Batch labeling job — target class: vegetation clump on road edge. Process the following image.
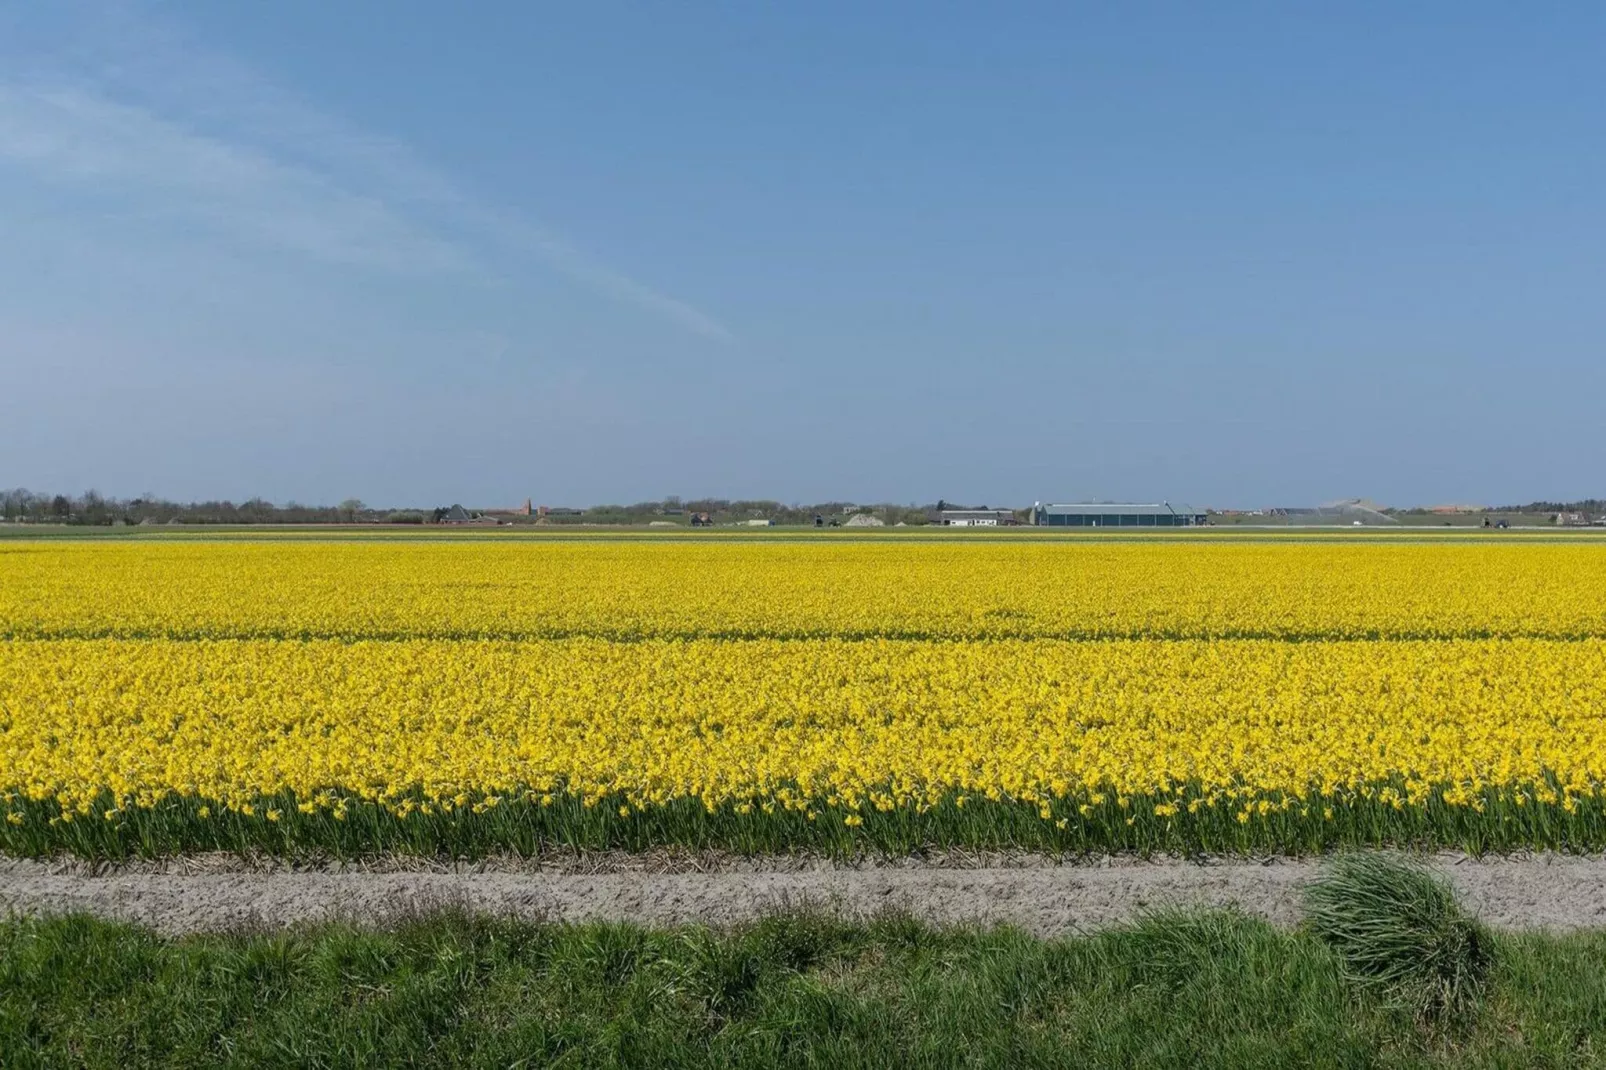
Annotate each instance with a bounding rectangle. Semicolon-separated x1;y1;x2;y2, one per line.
1306;852;1494;1026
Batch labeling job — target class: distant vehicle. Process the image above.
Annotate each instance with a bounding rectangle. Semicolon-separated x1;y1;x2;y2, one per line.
814;514;824;528
829;518;841;527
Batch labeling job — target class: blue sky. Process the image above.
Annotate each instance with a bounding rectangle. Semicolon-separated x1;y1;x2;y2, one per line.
3;2;1602;508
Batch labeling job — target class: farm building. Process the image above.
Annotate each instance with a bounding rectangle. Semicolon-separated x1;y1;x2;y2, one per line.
936;509;1018;527
1032;502;1206;528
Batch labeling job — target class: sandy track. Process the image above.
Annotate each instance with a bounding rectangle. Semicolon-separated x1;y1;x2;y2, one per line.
8;855;1606;935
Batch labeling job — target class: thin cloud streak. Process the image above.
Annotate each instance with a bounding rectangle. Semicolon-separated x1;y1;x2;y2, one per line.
0;84;472;274
468;210;736;342
0;4;734;339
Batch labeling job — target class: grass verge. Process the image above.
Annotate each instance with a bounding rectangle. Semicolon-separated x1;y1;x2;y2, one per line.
5;906;1606;1068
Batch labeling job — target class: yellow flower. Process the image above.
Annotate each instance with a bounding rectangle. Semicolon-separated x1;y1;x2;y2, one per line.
1;536;1603;855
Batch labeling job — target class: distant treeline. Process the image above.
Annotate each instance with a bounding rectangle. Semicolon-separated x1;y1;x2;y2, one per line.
1491;500;1606;515
0;489;380;526
0;489;969;527
9;488;1598;527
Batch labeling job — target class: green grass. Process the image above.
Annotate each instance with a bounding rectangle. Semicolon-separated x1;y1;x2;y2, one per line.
8;906;1606;1068
8;784;1606;861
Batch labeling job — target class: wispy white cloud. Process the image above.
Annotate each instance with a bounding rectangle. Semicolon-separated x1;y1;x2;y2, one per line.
0;84;471;273
0;2;733;339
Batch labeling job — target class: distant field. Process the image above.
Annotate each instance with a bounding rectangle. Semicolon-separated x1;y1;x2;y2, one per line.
4;536;1606;858
2;521;1603;543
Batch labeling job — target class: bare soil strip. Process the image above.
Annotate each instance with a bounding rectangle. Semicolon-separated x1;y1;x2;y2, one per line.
8;854;1606;935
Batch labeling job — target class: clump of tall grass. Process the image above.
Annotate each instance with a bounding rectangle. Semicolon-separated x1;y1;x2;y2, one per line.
1304;853;1493;1024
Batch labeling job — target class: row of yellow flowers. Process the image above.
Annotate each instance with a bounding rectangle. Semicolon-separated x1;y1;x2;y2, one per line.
5;635;1605;822
4;540;1606;641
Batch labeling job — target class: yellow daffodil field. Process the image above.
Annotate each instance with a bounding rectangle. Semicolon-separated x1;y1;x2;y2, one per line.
4;535;1606;857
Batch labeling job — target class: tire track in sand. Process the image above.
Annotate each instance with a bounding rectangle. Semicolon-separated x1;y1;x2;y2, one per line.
7;854;1606;935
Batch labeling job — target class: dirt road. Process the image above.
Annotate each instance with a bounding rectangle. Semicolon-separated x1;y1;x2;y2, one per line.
7;853;1606;935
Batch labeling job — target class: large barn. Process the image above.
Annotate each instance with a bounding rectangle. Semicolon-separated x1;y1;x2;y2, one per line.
1032;502;1207;528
